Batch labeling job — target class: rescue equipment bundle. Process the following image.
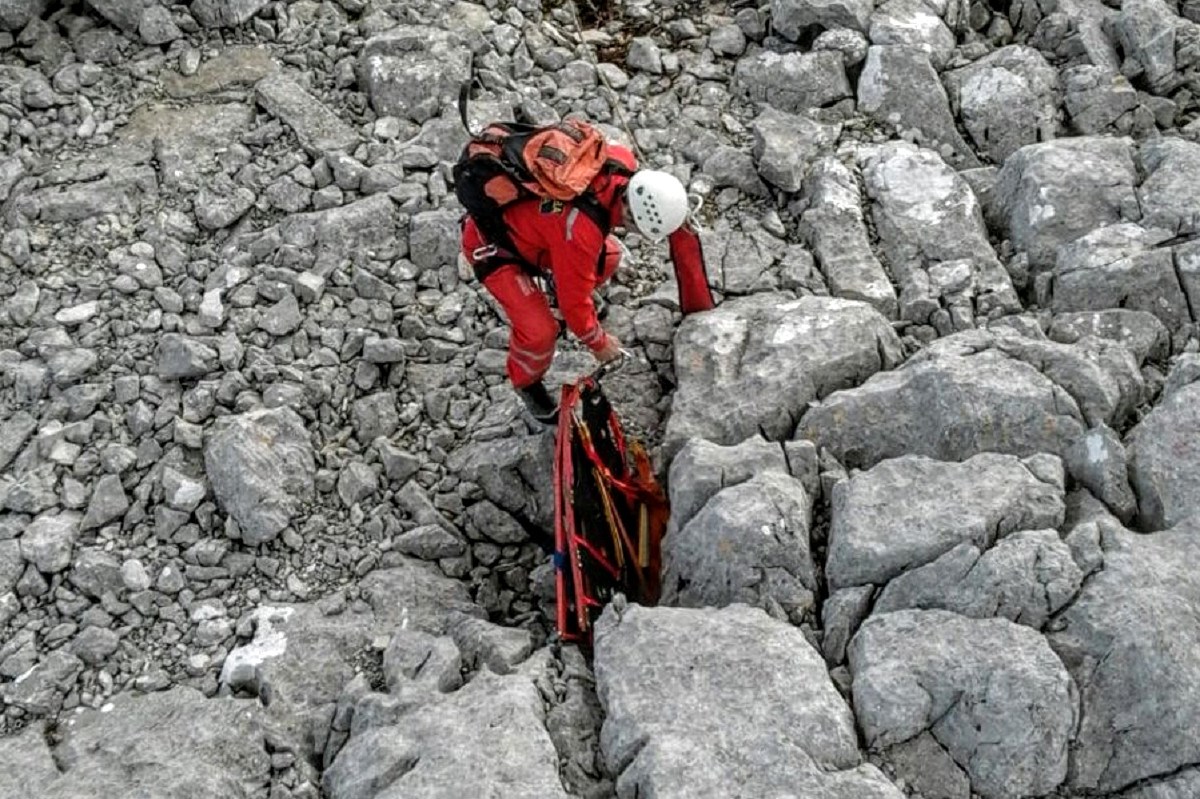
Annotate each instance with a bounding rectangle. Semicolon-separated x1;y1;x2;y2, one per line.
553;371;667;643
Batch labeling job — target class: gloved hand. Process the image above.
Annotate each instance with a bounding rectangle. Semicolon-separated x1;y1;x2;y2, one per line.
593;333;622;363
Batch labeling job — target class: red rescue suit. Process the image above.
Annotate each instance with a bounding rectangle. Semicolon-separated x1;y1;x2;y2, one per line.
462;145;636;389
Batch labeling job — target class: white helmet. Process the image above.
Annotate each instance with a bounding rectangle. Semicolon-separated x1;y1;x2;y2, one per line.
626;170;689;242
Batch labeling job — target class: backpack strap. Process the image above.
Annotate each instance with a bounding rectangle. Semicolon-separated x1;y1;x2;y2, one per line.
468;158;634;281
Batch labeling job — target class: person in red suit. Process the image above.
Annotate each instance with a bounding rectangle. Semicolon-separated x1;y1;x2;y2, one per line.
460;142;689;424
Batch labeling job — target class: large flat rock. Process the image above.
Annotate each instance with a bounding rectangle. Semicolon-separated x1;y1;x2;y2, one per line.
1050;223;1192;335
1049;520;1200;793
850;609;1075;799
595;604;903;799
827;452;1065;590
0;687;270;798
325;666;570;799
798;326;1142;468
994;136;1139;273
662;472;817;624
665;293;902;459
942;45;1060;163
859;142;1020;329
873;529;1083;629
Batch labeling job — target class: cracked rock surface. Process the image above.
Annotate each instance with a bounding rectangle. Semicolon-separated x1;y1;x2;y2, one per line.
4;0;1200;795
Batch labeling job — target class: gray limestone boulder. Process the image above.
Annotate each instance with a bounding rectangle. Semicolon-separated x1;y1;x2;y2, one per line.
1137;137;1200;237
667;435;817;536
256;73;358;155
139;5;182;44
20;511;81;573
665;293;903;459
0;540;21;595
447;433;555;533
874;530;1083;628
1127;379;1200;530
359;28;472;123
0;0;46;30
204;406;316;545
81;473;128;531
798;157;898;319
1058;0;1121;71
409;209;463;274
822;585;874;664
449;615;533;676
1175;239;1200;321
116;102;253;188
1160;354;1200;398
1119;771;1200;799
277;194;401;273
383;628;462;694
1064;424;1138;523
799;326;1142;468
1116;0;1180;94
190;0;268;28
693;219;796;295
0;721;57;797
219;603;375;711
325;666;571;799
0;411;35;472
1050;223;1192;334
994;136;1140;273
26;164;158;224
359;558;485;635
943;45;1060;163
858;46;979;168
157;333;218;380
351;391;399;443
1048;309;1170;365
595;604;904;799
703;147;770;198
849;609;1076;799
1049;520;1200;793
859;142;1020;328
662;472;816;624
869;0;956;69
1063;65;1141;135
85;0;142;32
0;687;270;798
827;452;1066;590
772;0;873;36
930;328;1145;428
732;50;852;113
194;182;255;231
751;107;841;193
1;649;82;715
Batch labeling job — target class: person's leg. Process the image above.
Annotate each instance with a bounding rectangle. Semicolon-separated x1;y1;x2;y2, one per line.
480;264;561;422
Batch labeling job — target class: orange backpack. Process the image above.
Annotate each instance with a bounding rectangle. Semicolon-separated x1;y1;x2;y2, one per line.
453;115;632;275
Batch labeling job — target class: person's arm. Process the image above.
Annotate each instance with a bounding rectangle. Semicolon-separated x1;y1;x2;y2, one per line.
549;207;615;353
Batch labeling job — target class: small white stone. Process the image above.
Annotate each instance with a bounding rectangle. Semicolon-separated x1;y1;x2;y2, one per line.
199;289;225;327
54;300;99;325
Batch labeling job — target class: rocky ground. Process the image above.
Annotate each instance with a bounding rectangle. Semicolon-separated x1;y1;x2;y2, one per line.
2;0;1200;796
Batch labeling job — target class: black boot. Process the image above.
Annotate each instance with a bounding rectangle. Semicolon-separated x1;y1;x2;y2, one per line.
517;380;558;426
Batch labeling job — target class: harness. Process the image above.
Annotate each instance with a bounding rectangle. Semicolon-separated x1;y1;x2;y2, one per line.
462;165;630;284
